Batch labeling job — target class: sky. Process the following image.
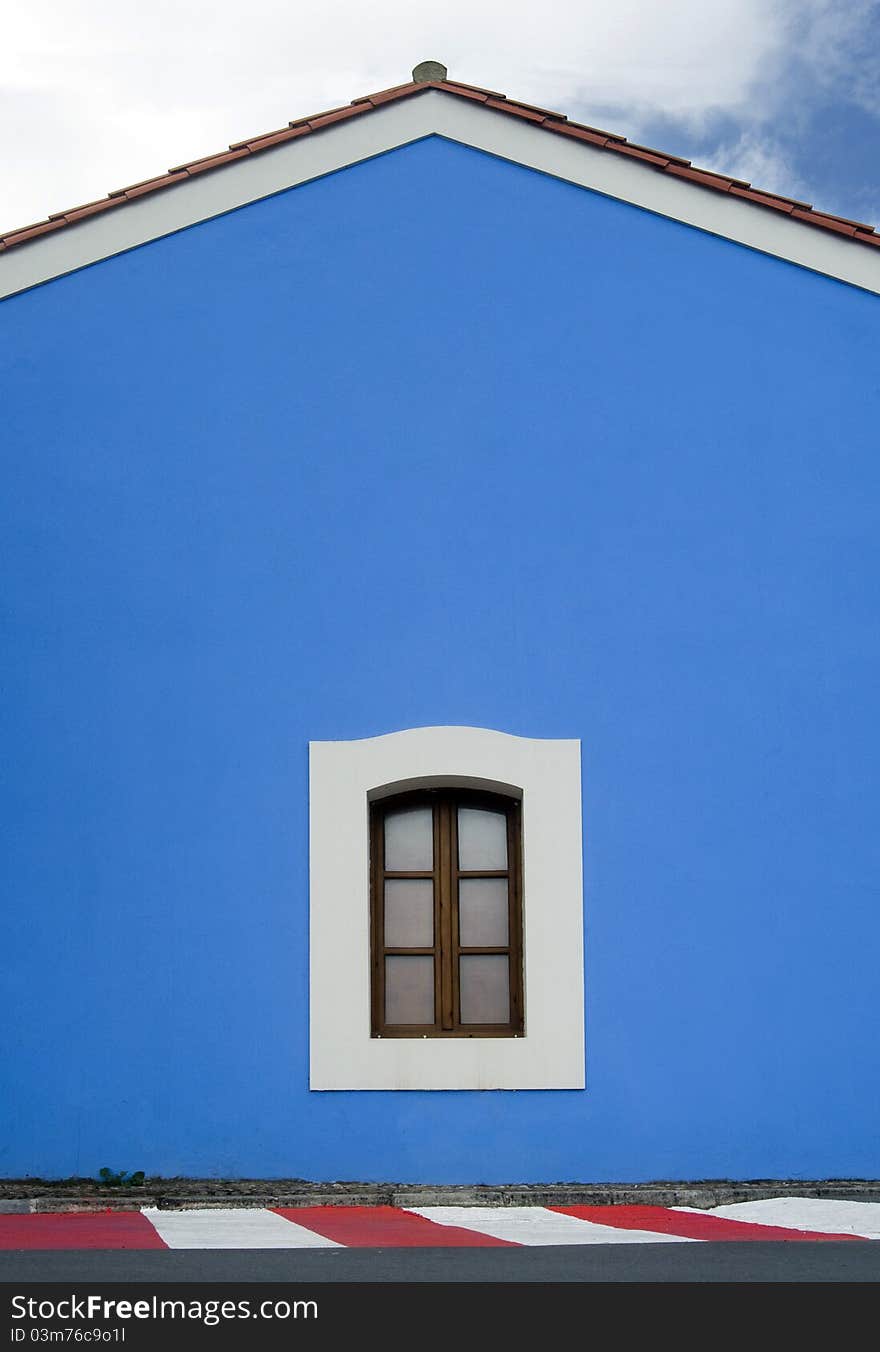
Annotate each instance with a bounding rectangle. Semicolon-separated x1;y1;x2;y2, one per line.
2;0;879;235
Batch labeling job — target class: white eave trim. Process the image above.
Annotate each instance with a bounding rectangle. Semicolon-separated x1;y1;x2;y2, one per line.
2;89;879;299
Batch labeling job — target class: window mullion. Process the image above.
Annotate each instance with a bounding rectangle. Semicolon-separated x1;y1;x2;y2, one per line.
449;799;461;1031
432;801;443;1032
438;799;454;1030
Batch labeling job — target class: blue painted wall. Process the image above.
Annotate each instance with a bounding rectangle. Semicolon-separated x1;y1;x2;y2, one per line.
2;137;879;1181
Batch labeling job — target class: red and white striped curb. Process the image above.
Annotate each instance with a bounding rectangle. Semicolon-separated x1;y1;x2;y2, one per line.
1;1199;878;1250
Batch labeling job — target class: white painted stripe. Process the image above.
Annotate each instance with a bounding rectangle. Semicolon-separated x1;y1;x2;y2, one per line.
406;1205;694;1245
678;1197;880;1239
2;92;878;299
142;1207;342;1249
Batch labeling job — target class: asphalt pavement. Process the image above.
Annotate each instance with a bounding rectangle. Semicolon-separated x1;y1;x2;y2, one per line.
2;1240;879;1282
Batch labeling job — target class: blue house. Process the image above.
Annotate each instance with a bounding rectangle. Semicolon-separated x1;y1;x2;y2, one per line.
2;62;878;1184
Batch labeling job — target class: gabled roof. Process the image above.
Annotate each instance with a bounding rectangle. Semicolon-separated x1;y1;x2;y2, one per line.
2;66;879;299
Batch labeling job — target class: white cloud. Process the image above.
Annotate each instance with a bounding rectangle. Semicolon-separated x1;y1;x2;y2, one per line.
788;0;880;118
0;0;877;229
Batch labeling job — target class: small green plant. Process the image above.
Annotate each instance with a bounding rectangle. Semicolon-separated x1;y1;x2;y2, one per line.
97;1167;145;1188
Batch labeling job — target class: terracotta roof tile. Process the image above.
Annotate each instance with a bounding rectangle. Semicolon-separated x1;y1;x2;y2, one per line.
239;125;311;153
420;81;489;105
625;141;694;169
491;94;568;120
169;146;251;175
728;184;795;214
1;218;69;246
356;81;423;107
733;184;813;210
2;76;877;260
228;124;291;151
351;80;419;106
47;197;107;220
306;104;371;131
485;96;548;124
806;207;874;231
437;78;509;99
547;122;612;148
63;197;132;224
790;208;858;237
289;100;360;127
121;171;190;200
665;163;736;191
609;143;672;169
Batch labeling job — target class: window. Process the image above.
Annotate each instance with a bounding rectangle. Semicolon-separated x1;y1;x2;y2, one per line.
371;789;523;1037
309;725;584;1090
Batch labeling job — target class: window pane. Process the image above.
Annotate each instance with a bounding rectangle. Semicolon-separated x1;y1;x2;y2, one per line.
458;878;509;947
384;879;433;947
459;955;510;1024
385;956;434;1025
458;807;507;871
384;806;433;871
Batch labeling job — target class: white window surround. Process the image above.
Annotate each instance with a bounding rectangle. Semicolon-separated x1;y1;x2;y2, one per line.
309;725;584;1090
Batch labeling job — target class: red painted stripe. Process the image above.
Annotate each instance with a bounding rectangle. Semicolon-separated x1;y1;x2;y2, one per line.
271;1205;518;1247
550;1205;861;1243
0;1211;168;1250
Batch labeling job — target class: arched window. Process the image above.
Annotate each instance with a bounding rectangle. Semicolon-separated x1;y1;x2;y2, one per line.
370;788;523;1037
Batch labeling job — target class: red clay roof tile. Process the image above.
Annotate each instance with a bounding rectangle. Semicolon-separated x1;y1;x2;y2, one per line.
625;141;693;169
485;97;547;124
48;197;107;220
228;125;290;151
358;82;423;107
2;76;877;262
169;146;251;175
290;100;361;127
352;80;420;105
790;208;858;237
63;198;131;224
492;94;568;120
728;184;796;214
421;82;489;104
240;126;311;152
665;164;735;191
609;143;672;169
546;122;611;148
190;149;252;175
2;218;69;245
122;171;190;199
440;78;509;99
306;104;371;131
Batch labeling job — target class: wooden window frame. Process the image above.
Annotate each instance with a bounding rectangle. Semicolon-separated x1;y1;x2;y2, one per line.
370;787;524;1038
